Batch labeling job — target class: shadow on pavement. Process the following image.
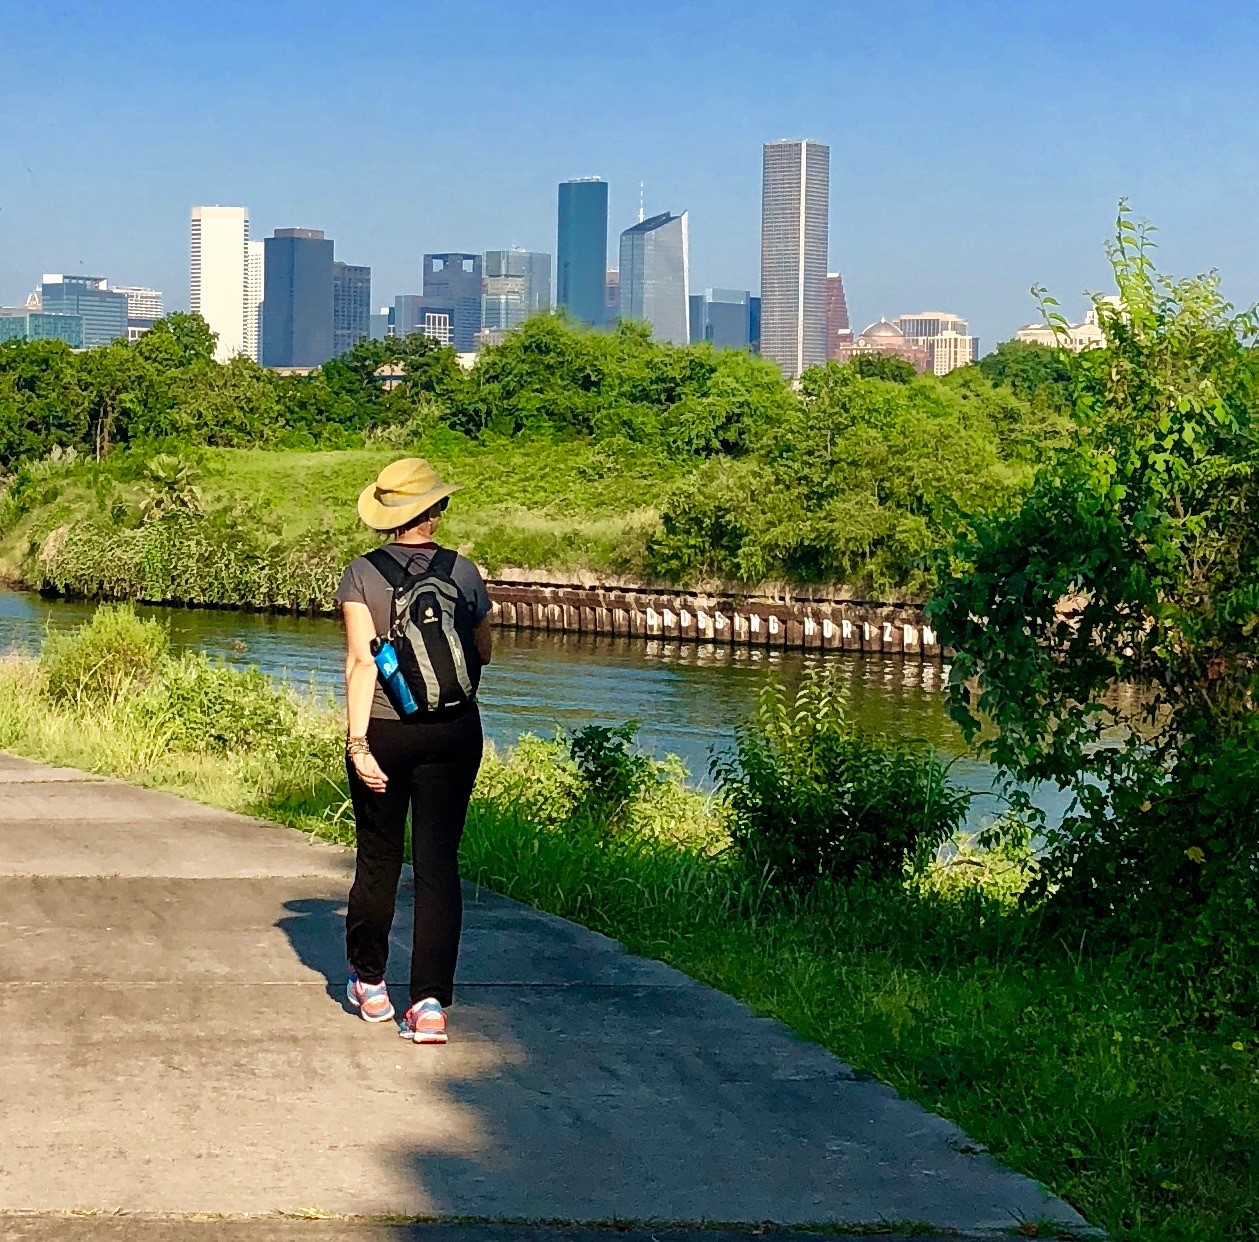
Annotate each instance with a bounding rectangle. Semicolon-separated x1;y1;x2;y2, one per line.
278;896;354;1009
0;1220;953;1241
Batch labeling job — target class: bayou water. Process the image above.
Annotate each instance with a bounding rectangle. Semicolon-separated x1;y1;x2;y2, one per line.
0;588;1073;831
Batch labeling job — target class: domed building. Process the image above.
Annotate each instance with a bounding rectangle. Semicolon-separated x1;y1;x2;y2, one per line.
832;318;929;372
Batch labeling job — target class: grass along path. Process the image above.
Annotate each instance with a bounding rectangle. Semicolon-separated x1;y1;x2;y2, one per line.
0;613;1253;1241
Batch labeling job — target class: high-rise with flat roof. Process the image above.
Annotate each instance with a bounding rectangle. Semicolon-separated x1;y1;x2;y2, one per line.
894;312;979;376
111;285;164;343
245;241;264;362
423;254;482;352
393;296;454;347
261;228;335;368
38;275;128;347
557;178;609;327
482;248;551;334
825;272;851;360
691;287;756;351
332;262;372;357
760;140;829;377
190;206;251;362
618;212;690;345
111;286;164;321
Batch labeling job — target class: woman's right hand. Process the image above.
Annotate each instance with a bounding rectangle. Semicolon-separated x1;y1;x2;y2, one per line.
351;749;388;793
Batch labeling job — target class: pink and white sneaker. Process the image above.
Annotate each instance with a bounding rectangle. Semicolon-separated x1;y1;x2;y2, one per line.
399;998;447;1044
346;973;395;1023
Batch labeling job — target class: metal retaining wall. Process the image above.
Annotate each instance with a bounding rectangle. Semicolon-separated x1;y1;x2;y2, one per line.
487;580;943;659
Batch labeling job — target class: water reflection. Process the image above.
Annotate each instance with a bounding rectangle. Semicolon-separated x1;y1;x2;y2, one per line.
0;589;1073;829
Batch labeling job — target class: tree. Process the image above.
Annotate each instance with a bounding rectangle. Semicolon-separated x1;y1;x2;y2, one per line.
842;354;917;384
974;339;1073;409
78;344;154;459
132;313;217;370
930;204;1259;935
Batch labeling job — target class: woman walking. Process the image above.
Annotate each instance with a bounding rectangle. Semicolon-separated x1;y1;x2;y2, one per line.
335;458;492;1045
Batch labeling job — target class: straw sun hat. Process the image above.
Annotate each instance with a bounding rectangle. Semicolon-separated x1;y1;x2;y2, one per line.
357;458;461;531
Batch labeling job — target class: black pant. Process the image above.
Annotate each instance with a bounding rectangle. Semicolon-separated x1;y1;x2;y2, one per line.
345;706;483;1007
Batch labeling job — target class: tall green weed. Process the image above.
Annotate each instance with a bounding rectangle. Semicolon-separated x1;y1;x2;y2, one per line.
713;666;969;887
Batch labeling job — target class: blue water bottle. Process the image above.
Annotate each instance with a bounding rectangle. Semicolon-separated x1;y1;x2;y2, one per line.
371;638;420;716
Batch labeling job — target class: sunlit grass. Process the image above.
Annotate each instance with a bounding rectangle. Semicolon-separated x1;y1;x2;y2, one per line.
0;434;685;588
0;635;1254;1241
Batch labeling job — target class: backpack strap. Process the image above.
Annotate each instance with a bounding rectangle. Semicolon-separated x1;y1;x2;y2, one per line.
426;547;458;582
364;546;435;638
364;546;409;590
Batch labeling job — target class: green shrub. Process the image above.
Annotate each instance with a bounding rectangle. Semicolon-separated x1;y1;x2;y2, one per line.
917;816;1038;905
712;667;969;887
39;604;170;706
474;733;583;829
158;652;298;754
566;720;657;830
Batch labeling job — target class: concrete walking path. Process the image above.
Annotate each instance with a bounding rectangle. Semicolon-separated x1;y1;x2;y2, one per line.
0;752;1093;1237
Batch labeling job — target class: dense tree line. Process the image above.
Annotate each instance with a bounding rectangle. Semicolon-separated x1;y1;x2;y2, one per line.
0;311;1074;593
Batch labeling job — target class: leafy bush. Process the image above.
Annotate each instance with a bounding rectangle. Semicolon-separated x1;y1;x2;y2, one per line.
566;720;658;831
712;667;969;887
917;816;1038;905
158;652;298;754
649;362;1060;592
474;733;583;829
40;510;344;611
931;204;1259;945
39;604;169;705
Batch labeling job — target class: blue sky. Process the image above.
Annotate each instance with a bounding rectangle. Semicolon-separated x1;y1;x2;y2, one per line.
1;0;1255;348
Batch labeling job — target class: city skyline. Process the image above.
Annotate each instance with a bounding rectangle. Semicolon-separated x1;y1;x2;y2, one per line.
2;2;1258;350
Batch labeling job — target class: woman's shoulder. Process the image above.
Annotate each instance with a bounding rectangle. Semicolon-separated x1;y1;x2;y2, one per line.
450;550;487;579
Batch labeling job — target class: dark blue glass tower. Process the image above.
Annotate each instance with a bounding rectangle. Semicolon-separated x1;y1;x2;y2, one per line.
556;178;608;327
261;229;334;368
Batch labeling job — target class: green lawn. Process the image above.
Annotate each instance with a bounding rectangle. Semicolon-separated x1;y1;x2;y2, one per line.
0;431;688;586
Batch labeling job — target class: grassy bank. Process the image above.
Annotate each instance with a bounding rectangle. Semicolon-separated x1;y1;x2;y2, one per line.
0;431;684;601
1;608;1255;1241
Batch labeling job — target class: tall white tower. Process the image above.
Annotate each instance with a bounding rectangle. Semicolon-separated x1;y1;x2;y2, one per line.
190;206;251;362
759;140;829;378
245;239;264;363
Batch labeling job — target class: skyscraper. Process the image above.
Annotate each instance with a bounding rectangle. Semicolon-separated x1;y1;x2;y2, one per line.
894;313;979;376
618;212;690;345
691;288;756;350
111;286;164;321
38;275;128;347
261;228;334;368
423;254;482;352
760;140;830;377
332;262;372;357
245;241;264;362
825;272;851;360
482;248;551;334
190;206;251;363
393;296;454;347
556;177;609;327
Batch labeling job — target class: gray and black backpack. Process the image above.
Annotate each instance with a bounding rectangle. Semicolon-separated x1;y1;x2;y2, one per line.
366;546;481;715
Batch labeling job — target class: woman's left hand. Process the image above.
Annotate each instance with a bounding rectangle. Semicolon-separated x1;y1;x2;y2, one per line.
351;748;388;793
